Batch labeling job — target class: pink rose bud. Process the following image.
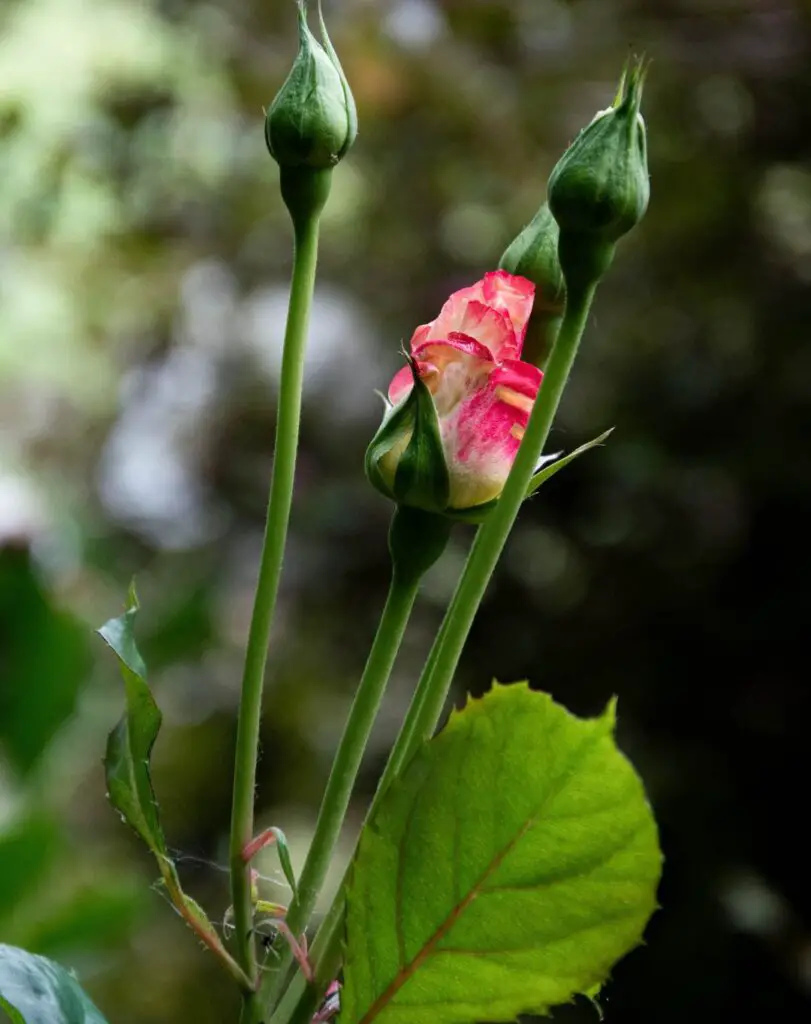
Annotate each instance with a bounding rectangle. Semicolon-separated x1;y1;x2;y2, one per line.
366;272;543;517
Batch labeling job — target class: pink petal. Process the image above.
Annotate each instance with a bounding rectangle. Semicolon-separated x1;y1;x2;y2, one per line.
428;300;517;361
493;358;543;401
424;272;535;360
388;364;415;405
387;335;495;408
412;337;494;417
480;271;535;349
413;333;494;366
407;323;431;351
427;280;489;339
439;360;542;509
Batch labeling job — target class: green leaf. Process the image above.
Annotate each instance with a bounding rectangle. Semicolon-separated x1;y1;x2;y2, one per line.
525;428;614;499
98;581;147;680
270;828;299;901
1;993;27;1023
0;944;108;1024
98;587;166;861
97;593;249;988
341;683;661;1024
98;589;179;889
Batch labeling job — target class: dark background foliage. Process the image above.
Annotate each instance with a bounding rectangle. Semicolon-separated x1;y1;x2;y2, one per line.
1;0;809;1021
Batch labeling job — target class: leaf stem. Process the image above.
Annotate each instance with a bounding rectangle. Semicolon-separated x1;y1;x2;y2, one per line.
160;868;254;993
229;178;327;1003
373;619;444;797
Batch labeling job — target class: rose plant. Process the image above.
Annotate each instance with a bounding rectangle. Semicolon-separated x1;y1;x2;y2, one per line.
0;5;659;1024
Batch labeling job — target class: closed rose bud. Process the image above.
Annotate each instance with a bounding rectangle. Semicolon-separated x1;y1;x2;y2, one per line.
265;1;356;171
499;203;566;368
548;58;649;290
366;272;544;517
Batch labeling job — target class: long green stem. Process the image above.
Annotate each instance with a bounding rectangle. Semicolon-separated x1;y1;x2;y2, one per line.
373;616;445;797
291;571;419;921
273;281;598;1024
229;192;325;1017
261;561;421;1011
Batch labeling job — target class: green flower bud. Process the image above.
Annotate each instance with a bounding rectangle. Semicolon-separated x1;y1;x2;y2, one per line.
265;1;357;171
499;203;566;368
548;58;649;291
365;358;450;515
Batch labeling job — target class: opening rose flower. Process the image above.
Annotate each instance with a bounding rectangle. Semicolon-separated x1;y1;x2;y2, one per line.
366;271;544;518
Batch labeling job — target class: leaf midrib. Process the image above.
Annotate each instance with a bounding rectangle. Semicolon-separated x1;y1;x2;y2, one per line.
356;723;612;1023
358;816;534;1024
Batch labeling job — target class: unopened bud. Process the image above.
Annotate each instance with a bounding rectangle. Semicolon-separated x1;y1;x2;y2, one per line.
548;58;649;290
265;1;356;171
499;203;566;367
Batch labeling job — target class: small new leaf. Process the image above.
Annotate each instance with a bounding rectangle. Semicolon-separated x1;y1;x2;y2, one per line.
525;428;613;499
443;429;612;524
270;828;299;901
342;683;661;1024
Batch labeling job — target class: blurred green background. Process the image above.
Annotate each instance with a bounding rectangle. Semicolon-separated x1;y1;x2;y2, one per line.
2;0;810;1021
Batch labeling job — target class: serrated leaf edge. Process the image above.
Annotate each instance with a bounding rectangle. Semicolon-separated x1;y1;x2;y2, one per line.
343;682;660;1024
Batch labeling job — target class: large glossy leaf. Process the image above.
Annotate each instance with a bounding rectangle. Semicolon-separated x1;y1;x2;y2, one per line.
342;683;661;1024
0;944;108;1024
